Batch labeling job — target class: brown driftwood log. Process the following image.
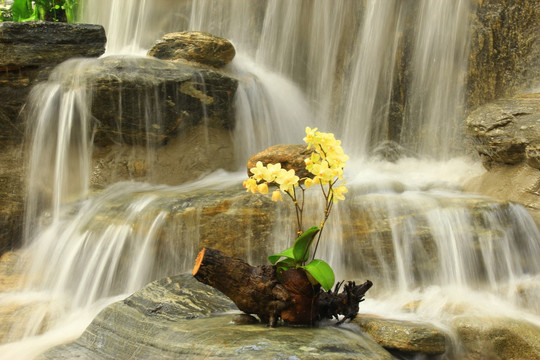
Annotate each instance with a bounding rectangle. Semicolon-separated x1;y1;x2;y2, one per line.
193;247;372;326
193;247;289;326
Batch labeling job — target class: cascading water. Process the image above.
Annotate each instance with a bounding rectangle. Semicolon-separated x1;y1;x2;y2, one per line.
1;0;540;358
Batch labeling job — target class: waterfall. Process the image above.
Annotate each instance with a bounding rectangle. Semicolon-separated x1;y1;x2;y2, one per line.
2;0;540;358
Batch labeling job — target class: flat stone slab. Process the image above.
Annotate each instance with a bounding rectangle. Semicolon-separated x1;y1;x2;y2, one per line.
39;274;394;360
0;21;106;67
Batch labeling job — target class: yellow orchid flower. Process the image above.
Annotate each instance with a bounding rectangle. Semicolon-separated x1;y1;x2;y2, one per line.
271;190;283;202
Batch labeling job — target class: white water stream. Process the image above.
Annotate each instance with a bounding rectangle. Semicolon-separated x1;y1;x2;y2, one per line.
1;0;540;358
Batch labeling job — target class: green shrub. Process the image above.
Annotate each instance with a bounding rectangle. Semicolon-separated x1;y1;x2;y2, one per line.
1;0;79;23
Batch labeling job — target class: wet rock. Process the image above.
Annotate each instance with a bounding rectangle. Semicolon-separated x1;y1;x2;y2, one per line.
452;316;540;360
0;147;24;255
465;92;540;226
370;141;417;162
464;161;540;230
39;274;394;360
466;93;540;168
0;21;107;146
467;0;540;109
353;315;446;355
148;31;236;68
247;144;314;180
0;21;106;67
74;56;238;147
91;124;236;187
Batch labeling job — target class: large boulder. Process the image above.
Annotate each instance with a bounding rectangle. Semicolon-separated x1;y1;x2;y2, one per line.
148;31;236;68
466;93;540;169
465;93;540;225
71;56;238;147
63;56;239;187
39;274;394;360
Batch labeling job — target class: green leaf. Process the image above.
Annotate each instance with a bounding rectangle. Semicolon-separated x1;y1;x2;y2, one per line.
301;259;335;291
292;226;320;262
274;258;296;273
268;246;294;265
11;0;33;21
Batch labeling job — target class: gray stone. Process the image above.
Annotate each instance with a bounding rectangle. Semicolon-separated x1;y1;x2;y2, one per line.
148;31;236;68
72;56;238;147
0;21;106;67
39;274;394;360
353;315;447;355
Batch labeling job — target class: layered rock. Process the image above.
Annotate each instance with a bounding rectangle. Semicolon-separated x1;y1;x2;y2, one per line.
467;0;540;109
148;31;236;68
38;274;395;359
465;93;540;224
0;21;106;67
466;93;540;168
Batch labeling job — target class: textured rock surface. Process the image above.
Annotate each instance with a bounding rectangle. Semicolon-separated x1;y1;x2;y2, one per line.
148;31;236;68
353;315;446;355
75;56;238;146
466;93;540;168
465;93;540;226
246;144;314;180
467;0;540;109
0;21;106;146
39;274;394;360
0;21;106;67
452;316;540;360
0;148;24;255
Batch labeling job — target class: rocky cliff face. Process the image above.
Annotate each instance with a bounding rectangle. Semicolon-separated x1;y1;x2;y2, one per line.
467;0;540;110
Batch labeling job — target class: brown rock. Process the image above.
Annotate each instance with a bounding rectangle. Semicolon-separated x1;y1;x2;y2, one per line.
353;315;447;355
452;316;540;360
148;31;236;68
466;93;540;168
526;143;540;169
246;144;314;180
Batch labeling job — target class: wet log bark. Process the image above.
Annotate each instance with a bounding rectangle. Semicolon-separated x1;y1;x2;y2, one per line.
193;247;372;326
193;247;289;326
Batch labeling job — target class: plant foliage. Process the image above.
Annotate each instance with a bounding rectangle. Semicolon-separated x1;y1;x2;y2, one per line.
1;0;79;22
